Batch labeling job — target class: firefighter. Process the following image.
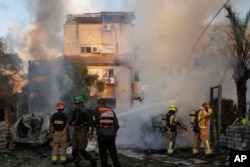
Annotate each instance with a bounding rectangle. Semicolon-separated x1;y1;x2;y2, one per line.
49;102;68;165
165;103;187;155
192;102;213;156
64;96;97;167
232;116;248;126
93;98;121;167
189;109;201;156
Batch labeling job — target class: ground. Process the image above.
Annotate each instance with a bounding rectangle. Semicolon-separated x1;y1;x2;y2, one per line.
0;144;229;167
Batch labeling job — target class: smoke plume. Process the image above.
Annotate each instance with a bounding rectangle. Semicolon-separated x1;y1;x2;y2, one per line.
3;0;249;149
112;0;239;148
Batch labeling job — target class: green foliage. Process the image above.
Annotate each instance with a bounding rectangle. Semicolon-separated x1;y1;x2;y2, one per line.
70;63;99;102
212;98;237;134
0;37;23;121
96;80;105;92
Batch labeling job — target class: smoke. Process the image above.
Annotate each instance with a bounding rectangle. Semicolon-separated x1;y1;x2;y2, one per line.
2;0;248;148
134;0;233;105
19;0;65;61
114;0;238;149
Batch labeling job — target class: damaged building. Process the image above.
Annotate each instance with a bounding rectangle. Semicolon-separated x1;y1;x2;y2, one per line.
63;11;142;112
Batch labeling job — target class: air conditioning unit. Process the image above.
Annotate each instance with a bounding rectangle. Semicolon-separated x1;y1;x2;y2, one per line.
91;47;100;53
102;24;111;31
105;77;115;84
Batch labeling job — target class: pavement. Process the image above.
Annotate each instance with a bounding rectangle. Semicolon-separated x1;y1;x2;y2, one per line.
0;142;230;167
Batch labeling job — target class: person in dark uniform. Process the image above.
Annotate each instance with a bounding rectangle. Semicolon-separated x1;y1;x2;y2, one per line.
93;98;121;167
64;96;97;167
49;102;68;165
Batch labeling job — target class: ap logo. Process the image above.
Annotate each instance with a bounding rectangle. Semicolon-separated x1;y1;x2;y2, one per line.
230;150;250;167
234;155;247;162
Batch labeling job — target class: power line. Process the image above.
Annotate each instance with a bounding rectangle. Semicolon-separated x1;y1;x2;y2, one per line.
189;0;230;57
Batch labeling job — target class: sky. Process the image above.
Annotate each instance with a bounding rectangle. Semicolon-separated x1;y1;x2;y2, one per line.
0;0;249;35
1;0;250;149
0;0;249;60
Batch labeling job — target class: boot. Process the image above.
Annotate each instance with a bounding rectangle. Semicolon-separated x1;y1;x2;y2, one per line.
90;159;97;167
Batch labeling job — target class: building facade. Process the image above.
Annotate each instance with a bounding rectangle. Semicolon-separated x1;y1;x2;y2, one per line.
63;12;141;112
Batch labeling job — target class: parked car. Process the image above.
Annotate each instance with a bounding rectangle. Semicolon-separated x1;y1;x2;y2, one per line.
11;113;51;146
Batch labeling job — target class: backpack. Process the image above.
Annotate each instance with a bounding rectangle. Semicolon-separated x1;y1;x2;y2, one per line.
190;110;200;133
166;111;177;132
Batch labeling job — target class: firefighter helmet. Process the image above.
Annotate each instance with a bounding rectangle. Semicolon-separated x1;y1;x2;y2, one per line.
202;102;210;108
73;96;84;104
240;117;247;126
76;96;84;103
73;97;79;104
168;103;177;112
56;102;65;109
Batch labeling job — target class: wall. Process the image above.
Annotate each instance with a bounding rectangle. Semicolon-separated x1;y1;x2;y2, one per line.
0;121;8;149
219;125;250;151
63;12;137;113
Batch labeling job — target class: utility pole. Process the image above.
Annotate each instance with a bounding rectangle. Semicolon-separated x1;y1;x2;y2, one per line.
210;85;222;147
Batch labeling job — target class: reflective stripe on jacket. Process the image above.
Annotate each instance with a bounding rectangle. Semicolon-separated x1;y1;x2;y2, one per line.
99;107;114;128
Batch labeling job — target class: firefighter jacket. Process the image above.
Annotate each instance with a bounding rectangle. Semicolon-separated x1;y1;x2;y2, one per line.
198;106;213;129
95;106;119;137
166;110;186;132
67;106;94;129
50;111;68;131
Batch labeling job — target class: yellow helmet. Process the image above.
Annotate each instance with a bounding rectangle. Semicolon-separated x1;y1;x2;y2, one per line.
189;110;196;116
168;103;177;112
241;118;247;126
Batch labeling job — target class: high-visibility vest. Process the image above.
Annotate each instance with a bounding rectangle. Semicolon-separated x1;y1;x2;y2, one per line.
98;107;114;128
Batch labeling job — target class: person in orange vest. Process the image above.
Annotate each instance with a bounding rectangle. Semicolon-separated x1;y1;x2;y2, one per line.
192;102;213;156
93;98;121;167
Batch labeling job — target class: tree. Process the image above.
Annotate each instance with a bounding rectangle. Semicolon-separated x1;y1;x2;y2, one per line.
70;63;101;101
212;98;237;134
224;5;250;117
22;58;103;114
0;37;24;122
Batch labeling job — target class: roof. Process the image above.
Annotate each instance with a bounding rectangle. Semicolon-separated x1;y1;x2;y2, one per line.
65;11;135;24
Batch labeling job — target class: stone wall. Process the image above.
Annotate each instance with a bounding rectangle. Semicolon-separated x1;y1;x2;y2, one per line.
0;121;8;150
219;125;250;151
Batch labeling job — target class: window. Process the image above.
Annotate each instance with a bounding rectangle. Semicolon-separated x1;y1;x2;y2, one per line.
81;47;91;53
108;69;114;78
103;69;114;78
